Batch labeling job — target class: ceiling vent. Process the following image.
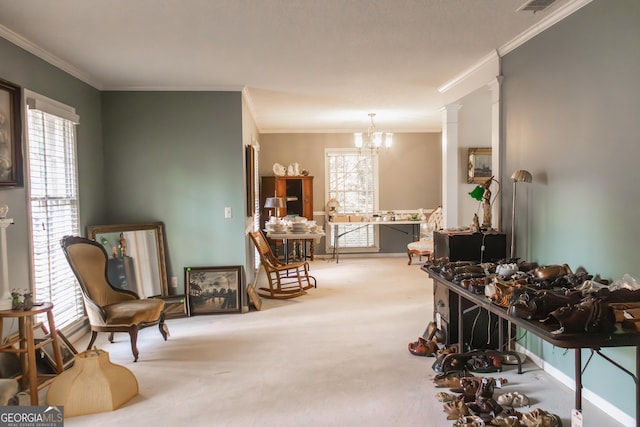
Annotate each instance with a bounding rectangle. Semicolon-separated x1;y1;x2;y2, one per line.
516;0;558;13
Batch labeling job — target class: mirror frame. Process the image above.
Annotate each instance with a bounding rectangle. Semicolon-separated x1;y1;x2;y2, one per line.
86;222;169;296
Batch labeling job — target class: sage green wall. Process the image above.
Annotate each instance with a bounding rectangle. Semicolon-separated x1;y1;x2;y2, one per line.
0;37;104;311
101;92;248;294
502;0;640;419
259;132;441;253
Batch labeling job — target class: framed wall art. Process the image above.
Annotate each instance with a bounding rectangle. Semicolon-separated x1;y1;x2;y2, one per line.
185;265;243;315
245;144;256;216
0;79;23;187
467;147;492;184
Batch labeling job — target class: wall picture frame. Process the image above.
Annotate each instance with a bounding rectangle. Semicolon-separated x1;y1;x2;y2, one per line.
467;147;492;184
245;144;256;217
186;266;243;315
0;79;23;187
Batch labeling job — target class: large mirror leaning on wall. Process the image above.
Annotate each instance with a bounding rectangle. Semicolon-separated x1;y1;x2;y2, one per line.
86;222;169;298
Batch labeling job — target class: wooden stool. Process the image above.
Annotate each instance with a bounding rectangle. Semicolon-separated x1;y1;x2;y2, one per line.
0;303;64;405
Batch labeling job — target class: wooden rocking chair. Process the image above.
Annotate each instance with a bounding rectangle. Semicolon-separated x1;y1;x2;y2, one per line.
249;230;316;299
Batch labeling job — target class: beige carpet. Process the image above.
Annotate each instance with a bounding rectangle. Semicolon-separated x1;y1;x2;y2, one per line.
57;257;620;427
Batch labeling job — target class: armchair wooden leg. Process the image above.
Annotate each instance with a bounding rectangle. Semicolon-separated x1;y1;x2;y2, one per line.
158;313;168;340
86;331;98;350
108;332;115;343
128;326;140;362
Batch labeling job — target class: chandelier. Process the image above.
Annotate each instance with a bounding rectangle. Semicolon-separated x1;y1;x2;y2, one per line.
353;113;393;152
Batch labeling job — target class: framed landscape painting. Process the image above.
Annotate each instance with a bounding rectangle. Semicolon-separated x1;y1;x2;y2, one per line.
186;266;243;315
467;147;492;184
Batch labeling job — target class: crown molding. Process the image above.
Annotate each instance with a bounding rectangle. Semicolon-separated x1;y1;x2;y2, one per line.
0;24;102;89
438;51;499;94
438;0;592;98
103;85;246;91
499;0;593;56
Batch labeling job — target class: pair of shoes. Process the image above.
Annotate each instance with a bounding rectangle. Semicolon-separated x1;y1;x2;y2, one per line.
407;336;438;356
435;391;458;402
521;408;561;427
452;415;486;427
496;392;529;407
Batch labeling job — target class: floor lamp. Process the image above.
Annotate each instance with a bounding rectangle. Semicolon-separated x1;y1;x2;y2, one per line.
510;170;533;259
505;170;533;365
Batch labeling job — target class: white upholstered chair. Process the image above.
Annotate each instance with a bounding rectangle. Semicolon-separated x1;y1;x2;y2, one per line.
407;206;443;265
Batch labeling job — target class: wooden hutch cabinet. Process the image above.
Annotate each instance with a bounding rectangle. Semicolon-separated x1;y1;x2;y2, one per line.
260;176;314;227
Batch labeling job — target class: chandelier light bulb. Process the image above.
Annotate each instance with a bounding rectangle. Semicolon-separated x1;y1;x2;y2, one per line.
385;132;393;148
373;132;382;147
354;133;363;148
353;113;392;153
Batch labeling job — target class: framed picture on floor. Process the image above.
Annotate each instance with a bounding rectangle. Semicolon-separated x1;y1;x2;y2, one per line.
185;265;243;315
31;323;77;373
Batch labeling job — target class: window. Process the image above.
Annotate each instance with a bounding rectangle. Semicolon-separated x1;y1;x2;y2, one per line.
250;143;261;270
26;91;84;329
325;148;379;251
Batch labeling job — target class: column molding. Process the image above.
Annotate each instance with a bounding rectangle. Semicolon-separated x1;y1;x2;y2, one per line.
488;76;503;231
441;104;462;229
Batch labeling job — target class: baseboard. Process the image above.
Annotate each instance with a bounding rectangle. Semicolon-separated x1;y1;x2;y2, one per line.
515;344;635;427
314;252;407;260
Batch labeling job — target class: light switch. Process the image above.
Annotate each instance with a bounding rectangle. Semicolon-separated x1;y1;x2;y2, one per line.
225;207;232;218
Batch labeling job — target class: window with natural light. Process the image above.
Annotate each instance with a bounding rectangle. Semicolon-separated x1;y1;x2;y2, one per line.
325;148;379;251
26;92;84;329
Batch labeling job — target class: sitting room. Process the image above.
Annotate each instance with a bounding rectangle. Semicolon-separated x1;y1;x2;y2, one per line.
0;1;638;426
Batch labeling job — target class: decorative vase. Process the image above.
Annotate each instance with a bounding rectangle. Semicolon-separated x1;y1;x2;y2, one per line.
22;293;33;311
11;293;21;311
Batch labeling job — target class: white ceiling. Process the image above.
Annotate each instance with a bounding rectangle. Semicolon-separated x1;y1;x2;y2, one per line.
0;0;584;133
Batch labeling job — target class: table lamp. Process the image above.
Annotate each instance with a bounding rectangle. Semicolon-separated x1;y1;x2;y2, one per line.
510;170;533;259
264;197;285;218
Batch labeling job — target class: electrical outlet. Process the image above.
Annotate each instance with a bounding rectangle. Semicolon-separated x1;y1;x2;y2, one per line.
225;207;232;218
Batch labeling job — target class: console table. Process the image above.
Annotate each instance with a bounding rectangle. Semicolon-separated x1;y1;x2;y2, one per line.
329;219;424;263
423;267;640;425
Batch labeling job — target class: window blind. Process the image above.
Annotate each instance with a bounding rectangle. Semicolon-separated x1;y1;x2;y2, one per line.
325;149;379;251
27;95;84;329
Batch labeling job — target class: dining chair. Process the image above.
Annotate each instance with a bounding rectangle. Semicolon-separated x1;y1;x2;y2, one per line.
407;206;443;265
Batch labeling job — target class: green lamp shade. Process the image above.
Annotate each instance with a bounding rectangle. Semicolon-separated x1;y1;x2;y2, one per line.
469;185;484;201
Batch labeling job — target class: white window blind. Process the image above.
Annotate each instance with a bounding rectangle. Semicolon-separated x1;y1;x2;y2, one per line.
325;149;379;251
251;144;261;270
26;94;84;329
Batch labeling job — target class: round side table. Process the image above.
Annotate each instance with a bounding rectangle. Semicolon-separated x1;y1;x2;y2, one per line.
0;302;64;405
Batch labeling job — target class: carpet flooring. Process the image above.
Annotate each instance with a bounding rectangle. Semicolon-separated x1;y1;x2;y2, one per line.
56;257;621;426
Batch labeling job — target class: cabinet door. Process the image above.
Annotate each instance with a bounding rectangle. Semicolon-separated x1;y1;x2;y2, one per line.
301;177;313;220
260;176;313;221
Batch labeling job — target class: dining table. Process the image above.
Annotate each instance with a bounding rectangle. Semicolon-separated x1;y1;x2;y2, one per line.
265;229;325;264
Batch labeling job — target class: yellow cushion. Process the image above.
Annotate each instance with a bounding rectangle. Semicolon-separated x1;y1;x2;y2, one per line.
103;299;165;326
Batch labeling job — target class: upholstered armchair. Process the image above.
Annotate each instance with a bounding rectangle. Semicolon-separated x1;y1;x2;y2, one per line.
60;236;168;361
407;206;443;265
